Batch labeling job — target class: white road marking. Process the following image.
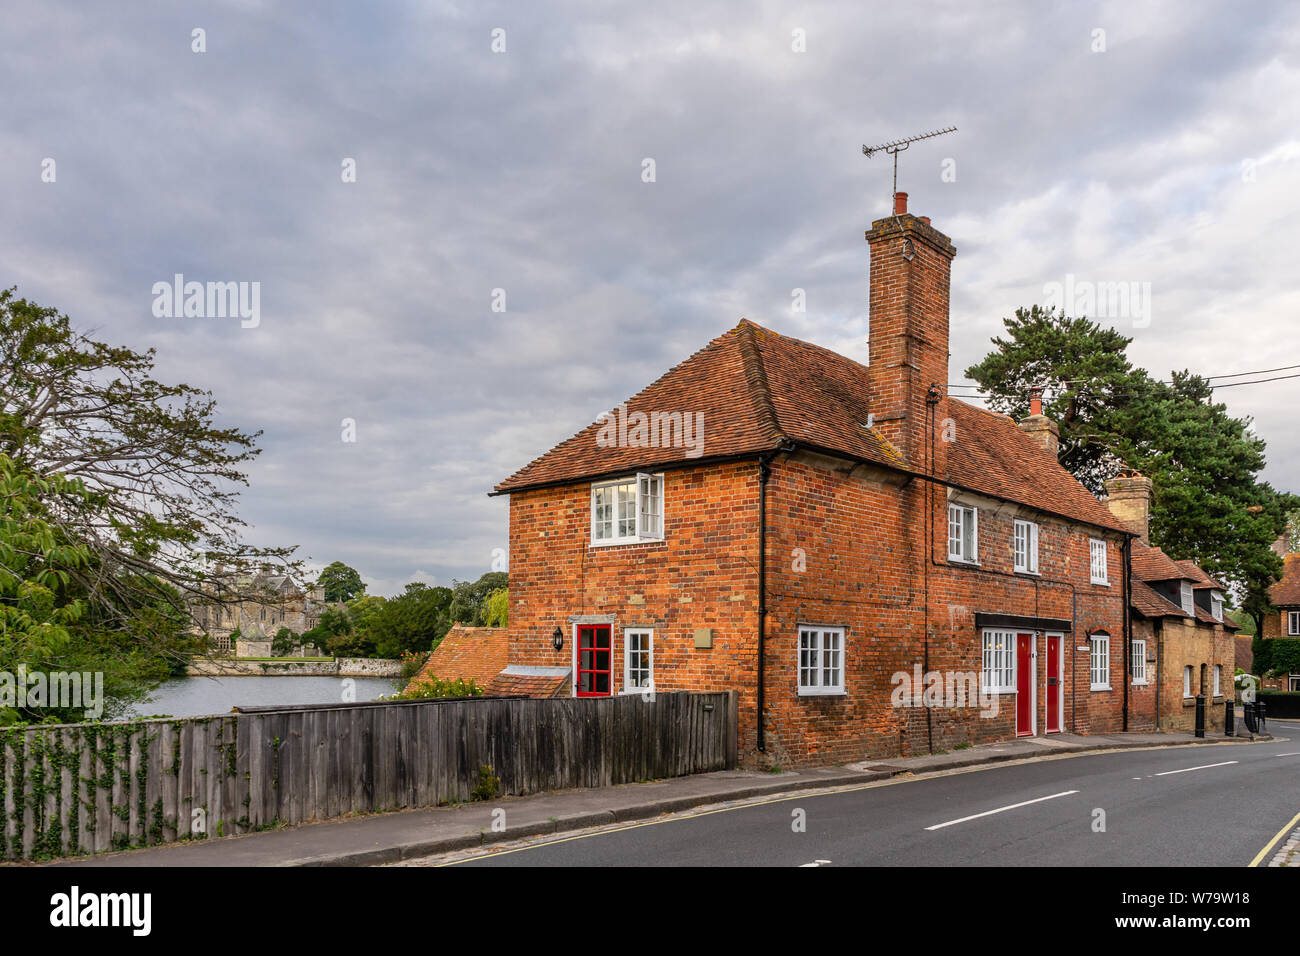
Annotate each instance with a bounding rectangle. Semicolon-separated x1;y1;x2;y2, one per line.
924;790;1079;831
1153;760;1238;776
799;859;832;867
1274;752;1300;757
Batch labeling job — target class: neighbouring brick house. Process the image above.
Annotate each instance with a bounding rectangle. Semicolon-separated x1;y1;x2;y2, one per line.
1105;472;1238;732
491;193;1141;767
1261;531;1300;690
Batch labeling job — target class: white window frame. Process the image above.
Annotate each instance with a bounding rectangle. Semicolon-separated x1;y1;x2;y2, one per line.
948;504;979;564
798;626;845;696
1179;581;1194;615
1089;538;1109;585
591;473;664;545
1183;665;1193;699
1288;611;1300;636
1131;639;1147;685
1089;634;1111;690
623;628;654;694
1013;520;1039;574
1213;664;1222;698
1210;592;1223;623
981;629;1017;693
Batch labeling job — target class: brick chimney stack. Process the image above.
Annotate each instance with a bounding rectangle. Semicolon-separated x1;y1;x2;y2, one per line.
865;192;957;469
1103;471;1154;545
1018;387;1060;457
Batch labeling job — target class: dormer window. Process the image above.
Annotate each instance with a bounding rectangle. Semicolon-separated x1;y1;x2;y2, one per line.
591;473;664;545
1180;581;1194;615
1211;592;1223;622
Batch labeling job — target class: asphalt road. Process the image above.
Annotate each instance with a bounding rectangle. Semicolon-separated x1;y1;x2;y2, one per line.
440;722;1300;867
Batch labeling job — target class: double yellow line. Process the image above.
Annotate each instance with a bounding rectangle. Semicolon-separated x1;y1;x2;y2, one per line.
1249;810;1300;867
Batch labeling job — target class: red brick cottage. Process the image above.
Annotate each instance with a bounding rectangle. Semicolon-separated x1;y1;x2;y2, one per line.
490;194;1137;767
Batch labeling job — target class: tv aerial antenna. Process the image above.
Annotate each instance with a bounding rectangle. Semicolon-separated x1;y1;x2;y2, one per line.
862;126;957;201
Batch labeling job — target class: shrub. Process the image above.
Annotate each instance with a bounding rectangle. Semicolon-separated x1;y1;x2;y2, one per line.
471;764;500;801
388;676;483;700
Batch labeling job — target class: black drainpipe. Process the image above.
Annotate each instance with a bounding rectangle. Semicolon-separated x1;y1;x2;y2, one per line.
757;451;774;753
1122;536;1132;731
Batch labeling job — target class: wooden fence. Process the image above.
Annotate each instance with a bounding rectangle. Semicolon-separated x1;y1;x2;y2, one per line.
0;690;737;860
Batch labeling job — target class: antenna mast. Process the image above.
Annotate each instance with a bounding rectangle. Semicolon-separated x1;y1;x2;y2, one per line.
862;126;957;202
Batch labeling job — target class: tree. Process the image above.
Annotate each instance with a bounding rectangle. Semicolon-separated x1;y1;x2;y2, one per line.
481;586;508;627
316;561;365;603
448;572;508;627
271;627;299;657
966;305;1296;604
366;583;454;658
0;289;294;714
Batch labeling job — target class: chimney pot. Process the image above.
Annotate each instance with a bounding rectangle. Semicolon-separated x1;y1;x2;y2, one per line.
894;191;908;215
1029;388;1043;417
919;216;931;225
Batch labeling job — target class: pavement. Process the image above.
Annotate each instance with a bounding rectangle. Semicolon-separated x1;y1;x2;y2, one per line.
37;726;1271;867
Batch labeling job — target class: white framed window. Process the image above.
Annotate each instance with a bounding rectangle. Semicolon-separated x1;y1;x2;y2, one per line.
1131;639;1147;685
981;629;1016;693
798;626;845;696
1089;633;1111;690
1288;611;1300;636
1179;581;1194;615
1213;664;1222;698
948;504;978;563
1183;665;1193;699
1290;676;1300;692
591;473;664;545
1013;520;1039;574
1210;592;1223;623
623;628;654;693
1089;538;1108;585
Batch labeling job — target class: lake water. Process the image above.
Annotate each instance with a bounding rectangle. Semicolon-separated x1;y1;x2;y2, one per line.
126;675;404;718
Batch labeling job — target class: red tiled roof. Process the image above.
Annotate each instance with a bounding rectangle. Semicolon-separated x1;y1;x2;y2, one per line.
1193;606;1239;630
1270;553;1300;607
404;625;508;694
943;401;1127;533
484;670;570;698
495;319;1128;534
1131;542;1190;583
1131;579;1189;619
1175;559;1225;591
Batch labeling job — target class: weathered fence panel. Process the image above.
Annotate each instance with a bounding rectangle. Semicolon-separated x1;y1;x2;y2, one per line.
0;690;735;861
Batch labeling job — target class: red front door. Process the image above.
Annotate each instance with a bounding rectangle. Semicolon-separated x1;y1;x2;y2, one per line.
1045;635;1062;734
576;625;612;697
1016;633;1034;736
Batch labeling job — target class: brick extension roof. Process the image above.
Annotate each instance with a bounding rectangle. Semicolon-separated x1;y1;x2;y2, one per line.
1270;553;1300;607
403;625;508;694
494;319;1129;534
484;669;570;698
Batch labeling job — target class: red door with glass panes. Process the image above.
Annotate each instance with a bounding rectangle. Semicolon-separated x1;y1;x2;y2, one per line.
1015;633;1034;736
576;625;612;697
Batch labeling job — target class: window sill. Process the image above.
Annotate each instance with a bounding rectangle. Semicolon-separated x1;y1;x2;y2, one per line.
589;537;665;549
1090;684;1112;692
1091;579;1110;587
1131;680;1149;686
948;557;980;567
798;688;846;698
1014;568;1041;577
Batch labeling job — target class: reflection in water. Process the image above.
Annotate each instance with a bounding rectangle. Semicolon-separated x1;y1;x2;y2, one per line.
127;675;402;718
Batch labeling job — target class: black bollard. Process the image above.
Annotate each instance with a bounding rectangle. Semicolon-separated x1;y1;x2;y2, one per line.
1194;694;1206;738
1224;700;1234;737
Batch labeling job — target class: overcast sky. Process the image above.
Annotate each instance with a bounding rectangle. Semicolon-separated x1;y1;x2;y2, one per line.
5;1;1299;595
